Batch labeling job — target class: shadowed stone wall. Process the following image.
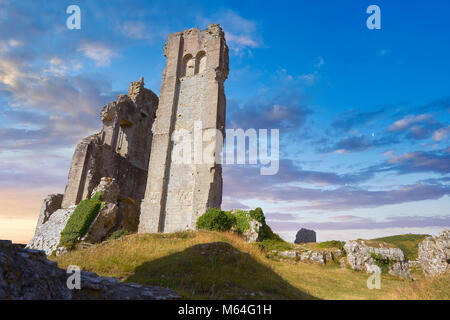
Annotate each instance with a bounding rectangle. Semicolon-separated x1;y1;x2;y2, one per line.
61;78;158;209
139;24;229;233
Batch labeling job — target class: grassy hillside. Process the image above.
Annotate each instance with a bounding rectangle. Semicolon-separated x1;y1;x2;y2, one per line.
372;234;429;260
52;231;448;300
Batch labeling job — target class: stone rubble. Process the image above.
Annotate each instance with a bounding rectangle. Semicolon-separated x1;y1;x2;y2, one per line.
26;207;75;255
1;240;180;300
418;229;449;277
344;240;411;279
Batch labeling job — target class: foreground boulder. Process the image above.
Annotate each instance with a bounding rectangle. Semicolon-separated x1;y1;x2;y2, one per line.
418;229;449;277
0;240;180;300
344;240;410;278
295;228;316;244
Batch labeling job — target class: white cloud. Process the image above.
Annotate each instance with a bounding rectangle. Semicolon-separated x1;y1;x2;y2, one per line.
198;10;262;55
388;114;431;132
121;21;151;40
42;57;82;76
78;42;117;67
432;125;450;141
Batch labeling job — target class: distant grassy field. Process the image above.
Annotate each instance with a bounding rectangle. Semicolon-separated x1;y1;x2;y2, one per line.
372;234;430;260
52;231;448;300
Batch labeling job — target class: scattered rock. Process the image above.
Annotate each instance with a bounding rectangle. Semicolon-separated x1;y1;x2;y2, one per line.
279;250;297;258
299;249;341;264
1;240;180;300
418;229;449;277
295;228;316;244
344;240;410;278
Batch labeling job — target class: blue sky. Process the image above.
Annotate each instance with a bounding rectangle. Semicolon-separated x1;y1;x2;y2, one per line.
0;0;449;242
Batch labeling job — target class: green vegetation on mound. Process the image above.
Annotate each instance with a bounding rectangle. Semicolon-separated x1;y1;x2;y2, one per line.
60;191;104;247
197;207;281;245
317;240;346;252
51;230;450;300
372;234;429;260
196;208;235;232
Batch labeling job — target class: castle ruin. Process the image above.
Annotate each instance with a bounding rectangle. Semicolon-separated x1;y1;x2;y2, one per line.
27;24;228;252
139;24;229;233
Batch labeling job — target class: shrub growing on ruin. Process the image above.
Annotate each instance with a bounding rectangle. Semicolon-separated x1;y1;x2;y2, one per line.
196;208;235;232
60;192;104;246
232;210;250;234
370;252;397;274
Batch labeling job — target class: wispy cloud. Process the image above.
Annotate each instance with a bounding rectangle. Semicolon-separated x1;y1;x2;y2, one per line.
198;10;262;55
78;42;117;67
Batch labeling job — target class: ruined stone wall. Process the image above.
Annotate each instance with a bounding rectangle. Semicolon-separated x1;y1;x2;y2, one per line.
139;24;229;233
61;78;158;209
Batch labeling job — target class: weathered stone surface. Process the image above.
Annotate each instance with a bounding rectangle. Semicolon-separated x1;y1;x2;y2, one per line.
1;240;180;300
118;198;139;233
344;240;410;278
295;228;316;244
139;24;229;233
35;194;63;230
91;177;120;203
418;229;449;277
26;207;75;255
82;203;120;243
271;247;341;265
279;250;297;258
243;218;263;243
29;78;158;250
61;78;158;209
299;249;341;264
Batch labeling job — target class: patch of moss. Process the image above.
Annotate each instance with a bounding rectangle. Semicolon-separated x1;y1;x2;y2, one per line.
60;191;104;246
370;252;397;274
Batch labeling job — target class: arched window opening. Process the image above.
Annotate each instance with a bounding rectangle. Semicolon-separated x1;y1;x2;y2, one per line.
195;51;206;74
182;54;195;77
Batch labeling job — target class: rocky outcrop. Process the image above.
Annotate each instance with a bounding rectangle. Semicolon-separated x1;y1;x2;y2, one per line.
271;248;342;265
418;229;449;277
81;178;122;243
242;217;263;243
26;207;75;255
1;240;180;300
91;177;120;203
82;203;120;243
295;228;316;244
299;249;342;264
344;240;410;278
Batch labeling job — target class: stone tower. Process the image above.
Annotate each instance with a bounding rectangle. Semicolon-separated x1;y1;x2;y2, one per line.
139;24;229;233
